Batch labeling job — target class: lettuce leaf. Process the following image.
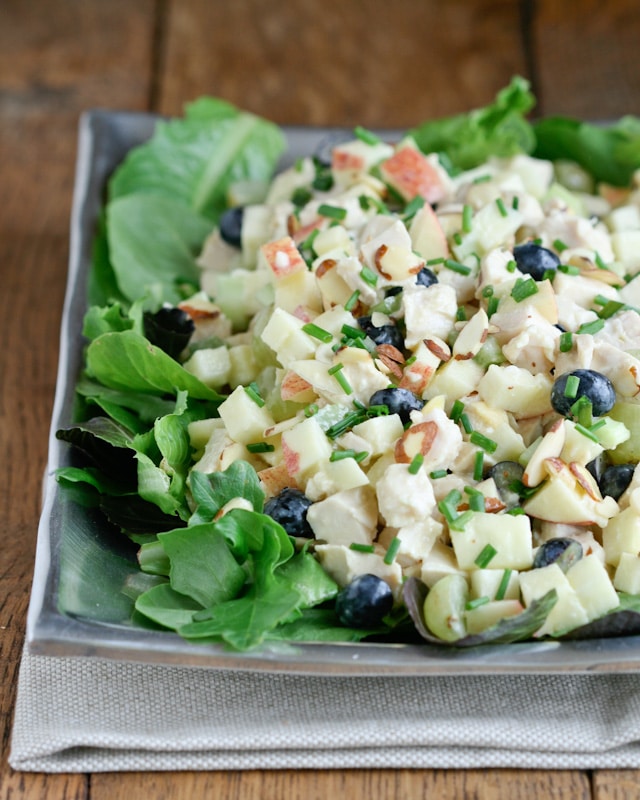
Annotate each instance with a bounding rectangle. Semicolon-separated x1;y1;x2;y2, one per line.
408;76;536;172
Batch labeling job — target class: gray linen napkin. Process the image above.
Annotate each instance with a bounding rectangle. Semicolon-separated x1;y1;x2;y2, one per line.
9;646;640;771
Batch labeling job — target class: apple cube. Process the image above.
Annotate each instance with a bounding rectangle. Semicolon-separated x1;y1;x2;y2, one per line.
312;224;354;257
566;554;619;621
281;416;332;480
228;344;259;389
352;414;405;456
423;358;485;405
420;541;467;588
613;552;640;594
315;543;403;593
258;463;299;499
306;485;378;545
217;385;276;445
378;517;443;567
603;506;640;567
304;456;370;501
331;139;395;188
182;346;231;389
258;235;307;278
470;568;520;601
380;142;451;204
450;512;533;571
519;564;589;637
376;462;436;527
188;418;225;452
477;364;553;419
409;203;450;262
274;267;323;316
260;307;317;367
465;599;524;635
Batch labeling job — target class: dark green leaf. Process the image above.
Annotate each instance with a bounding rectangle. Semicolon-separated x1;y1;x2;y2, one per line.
188;461;265;526
134;582;202;630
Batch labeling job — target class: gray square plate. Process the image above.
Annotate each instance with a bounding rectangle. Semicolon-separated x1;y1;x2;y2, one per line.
25;109;640;674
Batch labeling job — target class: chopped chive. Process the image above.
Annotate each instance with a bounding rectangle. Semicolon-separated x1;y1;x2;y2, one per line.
405;355;417;366
304;403;319;417
318;203;347;221
430;469;448;479
246;442;275;453
575;423;599;442
506;259;517;273
354;125;381;145
542;268;557;282
473;174;492;184
453;231;463;246
571;396;593;427
593;294;609;307
328;363;353;395
460;413;473;434
577;318;605;335
408;453;424;474
482;284;494;298
403;195;425;220
244;382;265;407
553;238;569;253
438;489;462;523
450;509;474;531
302;322;334;343
330;449;357;461
368;404;390;416
354;450;369;463
444;258;472;276
350;542;375;553
456;306;467;321
495;198;508;218
564;374;580;399
462;203;473;233
495;569;513;601
595;251;608;270
384;536;402;564
512;196;520;210
473;450;484;481
360;265;378;286
426;257;445;266
450;399;465;422
299;227;320;252
341;323;365;339
469;431;498;453
598;300;625;319
294;157;304;172
487;295;500;317
507;506;525;515
559;331;574;352
466;596;491;611
511;277;539;302
558;264;581;275
474;543;498;568
469;492;486;512
344;289;361;311
325;410;366;438
589;418;606;432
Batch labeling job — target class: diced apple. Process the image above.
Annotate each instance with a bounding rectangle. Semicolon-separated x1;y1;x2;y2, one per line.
470;568;520;601
258;463;299;498
519;563;589;636
376;462;436;527
409;203;450;262
613;552;640;594
182;346;231;389
465;599;524;635
380;142;451;204
420;540;467;588
274;268;323;316
304;456;370;501
477;364;553;419
258;235;307;278
423;358;485;405
315;543;403;593
217;385;276;445
260;307;317;368
566;554;619;620
352;414;405;456
228;344;259;388
450;512;533;571
378;518;443;567
306;485;378;545
560;419;604;467
279;370;316;403
280;416;333;480
188;418;225;453
603;506;640;567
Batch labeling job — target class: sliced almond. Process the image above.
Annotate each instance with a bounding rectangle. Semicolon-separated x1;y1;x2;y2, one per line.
424;337;451;362
452;308;489;360
376;344;405;379
523;421;566;487
394;421;438;463
569;461;603;501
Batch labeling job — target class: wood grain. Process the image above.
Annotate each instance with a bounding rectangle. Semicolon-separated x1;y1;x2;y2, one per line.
159;0;528;126
91;767;592;800
532;0;640;118
593;770;640;800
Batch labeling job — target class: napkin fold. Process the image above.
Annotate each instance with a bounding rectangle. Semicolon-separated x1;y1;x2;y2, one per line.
9;646;640;771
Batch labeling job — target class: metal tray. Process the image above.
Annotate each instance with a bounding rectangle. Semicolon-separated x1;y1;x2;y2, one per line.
25;109;640;674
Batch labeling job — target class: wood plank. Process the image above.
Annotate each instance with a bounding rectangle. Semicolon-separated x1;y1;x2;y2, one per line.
159;0;527;126
593;770;640;800
91;767;592;799
532;0;640;118
0;1;156;797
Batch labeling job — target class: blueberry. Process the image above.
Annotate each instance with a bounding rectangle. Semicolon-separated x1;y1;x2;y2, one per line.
513;242;561;281
551;369;616;417
415;267;439;287
263;488;314;538
143;306;195;360
368;387;424;424
533;538;583;572
219;206;244;248
357;315;404;351
335;574;393;628
489;461;524;508
599;463;635;500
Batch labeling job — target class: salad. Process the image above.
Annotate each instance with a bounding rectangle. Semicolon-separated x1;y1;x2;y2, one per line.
58;77;640;651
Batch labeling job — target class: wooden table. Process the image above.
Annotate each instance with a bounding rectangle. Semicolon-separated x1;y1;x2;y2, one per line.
2;1;640;796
